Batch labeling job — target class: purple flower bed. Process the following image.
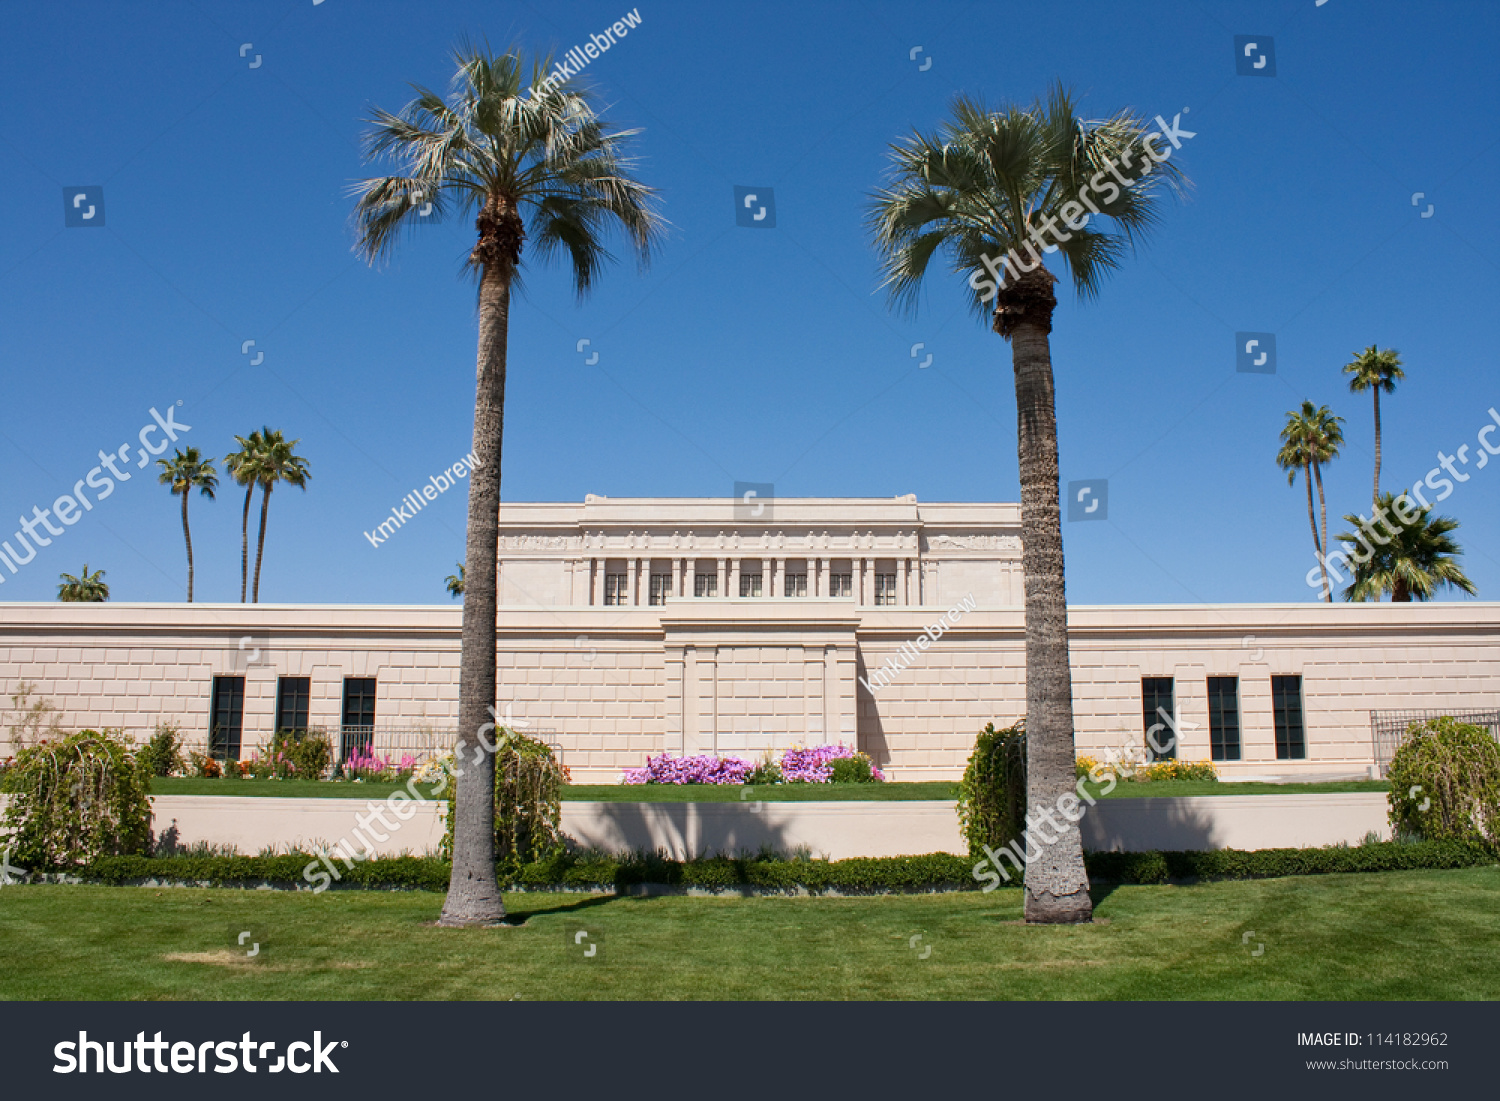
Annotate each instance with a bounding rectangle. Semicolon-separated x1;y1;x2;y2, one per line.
621;753;755;785
780;743;851;783
621;743;885;784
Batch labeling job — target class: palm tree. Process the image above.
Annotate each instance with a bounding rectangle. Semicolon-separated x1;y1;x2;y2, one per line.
249;430;311;603
868;86;1186;924
1277;401;1344;602
58;565;108;602
445;562;465;598
1343;345;1404;510
1336;492;1476;602
225;430;268;603
353;43;662;926
157;447;218;602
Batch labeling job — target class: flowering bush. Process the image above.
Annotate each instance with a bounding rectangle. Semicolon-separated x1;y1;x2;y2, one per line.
344;750;419;783
1131;759;1218;783
623;753;755;785
621;743;884;785
781;743;885;783
1075;753;1218;783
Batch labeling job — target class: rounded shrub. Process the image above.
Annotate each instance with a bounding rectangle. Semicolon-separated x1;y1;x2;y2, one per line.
136;722;185;778
0;729;152;867
956;720;1026;858
1387;716;1500;843
829;751;881;783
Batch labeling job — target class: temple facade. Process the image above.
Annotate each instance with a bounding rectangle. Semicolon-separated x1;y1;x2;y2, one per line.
1;496;1496;782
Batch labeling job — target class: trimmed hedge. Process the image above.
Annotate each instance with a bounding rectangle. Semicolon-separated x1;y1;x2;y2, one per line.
18;839;1497;894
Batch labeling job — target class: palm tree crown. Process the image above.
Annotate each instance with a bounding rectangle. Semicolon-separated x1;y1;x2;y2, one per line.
352;41;663;285
445;563;465;598
1336;492;1476;602
868;84;1186;325
58;565;108;602
158;447;217;602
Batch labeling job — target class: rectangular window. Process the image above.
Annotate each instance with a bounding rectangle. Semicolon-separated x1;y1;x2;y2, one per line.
341;677;377;761
784;573;807;597
874;573;897;605
604;574;628;605
830;573;852;597
1141;676;1177;760
1272;675;1307;759
649;573;671;605
1206;676;1241;762
274;675;311;734
694;572;718;597
739;572;762;598
208;675;245;761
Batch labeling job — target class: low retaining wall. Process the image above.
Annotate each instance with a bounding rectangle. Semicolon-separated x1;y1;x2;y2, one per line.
138;792;1393;860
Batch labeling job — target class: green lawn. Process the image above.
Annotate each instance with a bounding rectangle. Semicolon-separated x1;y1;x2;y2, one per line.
148;776;1387;801
0;867;1493;999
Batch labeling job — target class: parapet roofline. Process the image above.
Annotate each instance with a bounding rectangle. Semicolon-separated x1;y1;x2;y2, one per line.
494;497;1022;525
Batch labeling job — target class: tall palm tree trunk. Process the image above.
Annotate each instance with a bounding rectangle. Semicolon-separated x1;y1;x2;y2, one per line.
1312;460;1332;603
239;485;254;603
996;264;1092;925
251;484;273;603
181;492;195;602
1303;463;1327;600
439;200;519;927
1371;388;1382;510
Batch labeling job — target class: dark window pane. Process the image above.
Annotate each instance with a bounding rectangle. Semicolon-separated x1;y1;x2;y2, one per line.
341;677;377;760
209;675;245;761
1207;676;1241;762
1142;676;1176;760
275;676;311;733
1272;675;1306;759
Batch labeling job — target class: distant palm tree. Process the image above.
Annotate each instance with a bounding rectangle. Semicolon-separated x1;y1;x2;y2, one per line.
868;85;1185;924
58;565;108;602
249;430;311;603
1277;401;1344;601
225;430;268;603
1343;345;1404;509
1336;492;1476;602
157;447;218;602
445;563;465;598
353;43;662;927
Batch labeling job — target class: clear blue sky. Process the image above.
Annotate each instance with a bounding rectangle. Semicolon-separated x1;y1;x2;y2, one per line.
1;0;1496;606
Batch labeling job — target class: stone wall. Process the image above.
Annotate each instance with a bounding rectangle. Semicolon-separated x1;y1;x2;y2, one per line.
1;601;1496;782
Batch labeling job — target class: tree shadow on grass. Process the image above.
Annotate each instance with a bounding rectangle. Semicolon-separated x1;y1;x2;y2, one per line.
501;892;632;925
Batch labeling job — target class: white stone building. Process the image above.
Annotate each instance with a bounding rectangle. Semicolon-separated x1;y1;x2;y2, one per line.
1;496;1495;781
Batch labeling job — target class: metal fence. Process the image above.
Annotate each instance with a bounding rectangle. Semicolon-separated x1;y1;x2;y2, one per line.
1368;708;1500;774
